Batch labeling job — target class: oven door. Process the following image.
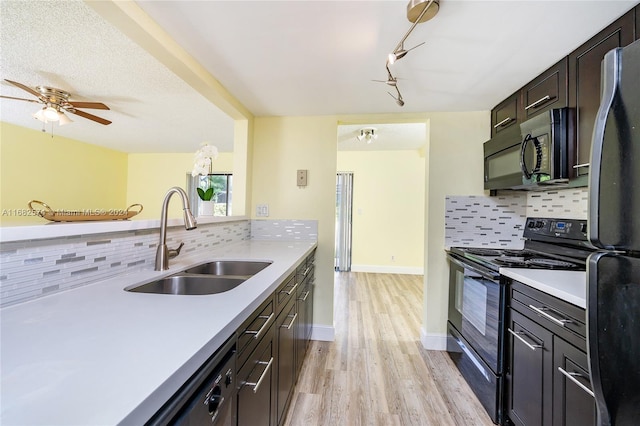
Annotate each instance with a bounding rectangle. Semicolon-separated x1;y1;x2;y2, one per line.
447;254;504;374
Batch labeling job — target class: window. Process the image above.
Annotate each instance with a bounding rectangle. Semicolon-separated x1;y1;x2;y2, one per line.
197;173;232;216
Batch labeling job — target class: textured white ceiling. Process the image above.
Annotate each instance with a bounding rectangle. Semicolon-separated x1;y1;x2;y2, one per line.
1;0;638;155
0;0;235;153
136;0;639;115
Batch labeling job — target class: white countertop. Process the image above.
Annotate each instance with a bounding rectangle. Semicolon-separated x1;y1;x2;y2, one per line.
0;239;316;425
0;215;248;242
500;268;587;309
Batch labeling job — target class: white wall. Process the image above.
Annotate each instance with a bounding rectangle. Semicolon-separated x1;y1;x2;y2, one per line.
422;111;490;350
251;116;338;339
337;150;425;274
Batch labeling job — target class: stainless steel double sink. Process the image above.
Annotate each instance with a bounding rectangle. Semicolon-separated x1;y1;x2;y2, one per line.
125;261;272;295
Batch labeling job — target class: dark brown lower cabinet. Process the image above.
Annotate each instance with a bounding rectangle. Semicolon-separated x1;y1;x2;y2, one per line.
237;324;276;426
506;309;554;426
552;337;596;426
506;280;596;426
275;300;297;425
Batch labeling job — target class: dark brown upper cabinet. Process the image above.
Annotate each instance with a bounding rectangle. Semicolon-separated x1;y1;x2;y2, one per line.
522;58;568;121
568;10;635;178
491;91;520;137
636;5;639;40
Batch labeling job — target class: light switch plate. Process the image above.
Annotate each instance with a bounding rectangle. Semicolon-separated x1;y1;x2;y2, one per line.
256;204;269;217
297;169;308;186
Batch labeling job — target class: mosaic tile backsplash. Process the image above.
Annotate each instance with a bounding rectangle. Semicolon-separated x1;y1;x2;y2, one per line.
0;220;250;307
445;187;590;248
251;220;318;240
445;194;528;248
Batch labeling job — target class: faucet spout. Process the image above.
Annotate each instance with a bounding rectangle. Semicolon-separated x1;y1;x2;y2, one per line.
155;187;197;271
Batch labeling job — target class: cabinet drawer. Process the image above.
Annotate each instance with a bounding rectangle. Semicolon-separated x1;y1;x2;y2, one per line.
275;272;297;314
522;58;568;120
237;296;275;370
237;324;276;426
491;92;520;136
510;281;586;350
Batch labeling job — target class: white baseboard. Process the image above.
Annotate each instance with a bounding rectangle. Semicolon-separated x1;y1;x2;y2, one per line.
310;324;335;341
350;264;424;275
420;327;447;351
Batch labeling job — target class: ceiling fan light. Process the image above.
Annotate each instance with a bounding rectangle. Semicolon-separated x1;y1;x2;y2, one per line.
58;111;73;126
43;106;60;121
33;108;47;123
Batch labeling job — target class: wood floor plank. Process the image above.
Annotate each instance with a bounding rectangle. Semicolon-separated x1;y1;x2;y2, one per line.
283;272;494;426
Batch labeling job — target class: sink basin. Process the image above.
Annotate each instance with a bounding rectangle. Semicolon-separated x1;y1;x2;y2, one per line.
126;275;246;295
183;260;272;276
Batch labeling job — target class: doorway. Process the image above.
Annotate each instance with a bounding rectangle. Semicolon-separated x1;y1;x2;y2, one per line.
335;172;353;271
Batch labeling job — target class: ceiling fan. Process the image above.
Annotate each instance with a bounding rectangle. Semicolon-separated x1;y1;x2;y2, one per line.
1;79;112;125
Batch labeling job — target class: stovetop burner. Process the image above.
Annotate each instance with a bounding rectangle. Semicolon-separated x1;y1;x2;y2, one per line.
464;248;503;256
526;258;579;269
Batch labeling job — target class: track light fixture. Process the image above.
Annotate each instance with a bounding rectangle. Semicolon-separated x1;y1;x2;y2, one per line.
379;0;439;107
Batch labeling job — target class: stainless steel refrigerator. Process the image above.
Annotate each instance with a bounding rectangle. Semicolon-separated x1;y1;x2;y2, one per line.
588;37;640;425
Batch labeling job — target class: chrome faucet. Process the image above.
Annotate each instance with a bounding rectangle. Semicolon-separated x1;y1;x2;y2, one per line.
155;187;197;271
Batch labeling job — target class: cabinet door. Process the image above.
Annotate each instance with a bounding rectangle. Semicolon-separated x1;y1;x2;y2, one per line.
237;326;276;426
506;309;553;426
568;10;635;177
522;58;568;120
552;337;596;426
491;92;520;137
275;301;297;425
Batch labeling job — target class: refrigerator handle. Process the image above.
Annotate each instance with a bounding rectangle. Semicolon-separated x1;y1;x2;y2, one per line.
588;47;621;248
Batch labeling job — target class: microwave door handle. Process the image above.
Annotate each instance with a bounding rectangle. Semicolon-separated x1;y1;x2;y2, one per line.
589;47;620;249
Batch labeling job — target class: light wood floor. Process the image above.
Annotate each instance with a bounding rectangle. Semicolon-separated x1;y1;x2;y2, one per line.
283;272;494;426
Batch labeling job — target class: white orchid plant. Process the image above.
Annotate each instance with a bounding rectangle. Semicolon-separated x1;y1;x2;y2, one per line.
191;142;219;201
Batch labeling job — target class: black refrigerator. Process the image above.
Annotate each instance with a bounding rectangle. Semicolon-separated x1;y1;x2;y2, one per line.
588;38;640;425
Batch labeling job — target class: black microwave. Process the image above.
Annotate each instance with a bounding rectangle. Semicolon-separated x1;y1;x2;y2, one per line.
483;108;575;191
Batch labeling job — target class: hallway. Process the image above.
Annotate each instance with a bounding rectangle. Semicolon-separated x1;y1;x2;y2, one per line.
284;272;493;425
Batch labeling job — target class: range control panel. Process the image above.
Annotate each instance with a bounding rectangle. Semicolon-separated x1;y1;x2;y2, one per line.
523;217;588;241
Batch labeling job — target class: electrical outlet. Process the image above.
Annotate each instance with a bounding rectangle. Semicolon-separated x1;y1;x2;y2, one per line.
391;255;395;262
297;169;308;186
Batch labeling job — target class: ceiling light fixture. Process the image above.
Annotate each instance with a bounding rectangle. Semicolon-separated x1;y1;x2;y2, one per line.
33;105;72;126
357;127;378;143
380;0;439;107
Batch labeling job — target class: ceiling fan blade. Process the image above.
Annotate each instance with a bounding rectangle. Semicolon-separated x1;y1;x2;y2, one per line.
67;101;110;110
68;109;112;125
0;95;41;103
4;79;42;99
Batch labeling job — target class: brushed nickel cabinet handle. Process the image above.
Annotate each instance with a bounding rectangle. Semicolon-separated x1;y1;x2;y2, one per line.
281;313;298;330
525;95;552;110
508;328;542;351
280;282;299;296
493;117;513;128
298;291;310;302
528;305;572;327
244;313;274;340
573;163;590;169
558;367;595;397
245;357;274;393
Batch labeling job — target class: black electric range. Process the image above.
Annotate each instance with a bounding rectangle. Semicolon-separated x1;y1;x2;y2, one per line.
445;217;594;425
449;217;595;273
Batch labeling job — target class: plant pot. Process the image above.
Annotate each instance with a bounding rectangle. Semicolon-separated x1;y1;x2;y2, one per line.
198;200;215;216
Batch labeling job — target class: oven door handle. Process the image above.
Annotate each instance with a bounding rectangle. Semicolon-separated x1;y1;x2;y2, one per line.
447;254;498;281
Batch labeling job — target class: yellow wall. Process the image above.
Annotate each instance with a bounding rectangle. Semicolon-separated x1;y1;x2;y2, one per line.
337;150;425;271
126;152;234;219
252;116;338;329
0;122;128;225
423;112;489;345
